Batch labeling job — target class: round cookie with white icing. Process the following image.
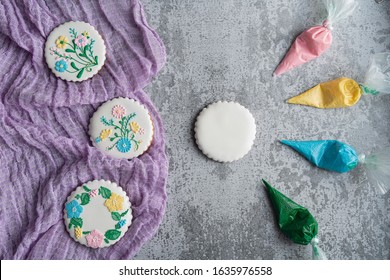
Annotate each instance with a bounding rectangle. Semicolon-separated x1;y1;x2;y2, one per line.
64;180;132;248
195;101;256;162
89;98;154;159
45;21;106;82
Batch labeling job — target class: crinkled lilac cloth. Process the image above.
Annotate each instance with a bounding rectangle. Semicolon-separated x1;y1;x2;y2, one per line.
0;0;167;259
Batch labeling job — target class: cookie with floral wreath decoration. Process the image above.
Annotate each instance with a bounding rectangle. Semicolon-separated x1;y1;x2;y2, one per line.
45;21;106;82
64;180;132;248
89;98;154;159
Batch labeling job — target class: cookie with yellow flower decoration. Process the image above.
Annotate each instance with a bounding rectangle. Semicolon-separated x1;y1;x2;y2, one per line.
64;179;132;248
89;97;154;159
45;21;106;82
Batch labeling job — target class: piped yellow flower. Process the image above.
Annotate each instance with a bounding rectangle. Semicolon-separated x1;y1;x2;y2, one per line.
104;193;124;212
82;31;89;37
74;227;82;239
130;122;140;133
100;129;112;141
55;35;68;49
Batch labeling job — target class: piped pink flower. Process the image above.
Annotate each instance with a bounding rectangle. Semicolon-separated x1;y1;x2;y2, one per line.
49;47;57;55
112;105;126;119
89;189;98;198
75;35;88;48
85;230;104;248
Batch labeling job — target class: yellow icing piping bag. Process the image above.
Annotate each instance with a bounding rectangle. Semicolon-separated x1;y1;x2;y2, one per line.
287;53;390;109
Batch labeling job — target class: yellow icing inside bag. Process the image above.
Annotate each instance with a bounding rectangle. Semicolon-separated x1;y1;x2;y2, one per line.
288;77;362;108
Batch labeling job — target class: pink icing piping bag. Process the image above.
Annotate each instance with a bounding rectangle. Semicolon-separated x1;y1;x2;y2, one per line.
274;0;358;76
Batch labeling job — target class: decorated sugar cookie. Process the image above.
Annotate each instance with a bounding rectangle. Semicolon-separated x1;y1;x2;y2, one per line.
64;180;132;248
194;101;256;162
89;98;154;159
45;21;106;81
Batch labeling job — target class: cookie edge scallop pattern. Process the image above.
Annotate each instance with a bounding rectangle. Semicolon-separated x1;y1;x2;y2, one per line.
194;101;257;163
88;97;154;160
63;179;133;248
44;21;107;82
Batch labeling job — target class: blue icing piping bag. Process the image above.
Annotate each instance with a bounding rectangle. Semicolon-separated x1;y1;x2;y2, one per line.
280;140;390;194
280;140;358;173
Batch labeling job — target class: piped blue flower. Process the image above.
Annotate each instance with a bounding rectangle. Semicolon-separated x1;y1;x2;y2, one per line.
65;199;83;218
55;59;68;72
116;137;131;153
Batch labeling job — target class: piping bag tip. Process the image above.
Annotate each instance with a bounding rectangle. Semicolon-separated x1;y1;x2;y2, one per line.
286;96;299;104
280;139;292;146
261;179;272;190
273;67;284;77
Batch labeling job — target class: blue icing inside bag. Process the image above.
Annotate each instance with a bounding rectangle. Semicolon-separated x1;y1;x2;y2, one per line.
281;140;359;173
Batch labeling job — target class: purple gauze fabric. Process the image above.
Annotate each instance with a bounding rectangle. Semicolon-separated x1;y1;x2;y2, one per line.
0;0;167;259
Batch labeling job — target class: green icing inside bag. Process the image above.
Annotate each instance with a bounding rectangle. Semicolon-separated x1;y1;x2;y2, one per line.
263;179;318;245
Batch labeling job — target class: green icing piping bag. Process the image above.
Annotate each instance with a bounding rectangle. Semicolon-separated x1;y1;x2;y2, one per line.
263;179;327;260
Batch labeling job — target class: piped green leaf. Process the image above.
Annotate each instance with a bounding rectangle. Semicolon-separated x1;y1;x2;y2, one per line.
95;55;98;64
99;186;112;199
80;193;90;205
105;229;121;240
70;62;79;70
70;217;83;228
83;185;91;192
111;212;121;221
77;68;84;79
120;209;129;217
65;49;75;53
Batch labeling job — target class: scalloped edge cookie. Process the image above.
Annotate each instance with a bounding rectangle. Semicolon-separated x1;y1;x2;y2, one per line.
88;97;154;159
64;179;132;248
194;101;256;162
45;21;106;82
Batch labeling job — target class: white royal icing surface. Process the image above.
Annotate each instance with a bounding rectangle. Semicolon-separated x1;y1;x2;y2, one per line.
64;179;132;248
89;98;154;159
45;21;106;82
195;101;256;162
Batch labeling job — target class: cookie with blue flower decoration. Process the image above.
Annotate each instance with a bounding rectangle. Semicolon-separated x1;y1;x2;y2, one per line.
89;97;154;159
64;179;132;248
45;21;106;82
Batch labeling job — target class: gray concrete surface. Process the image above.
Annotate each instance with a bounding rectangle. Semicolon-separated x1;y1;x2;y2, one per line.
135;0;390;259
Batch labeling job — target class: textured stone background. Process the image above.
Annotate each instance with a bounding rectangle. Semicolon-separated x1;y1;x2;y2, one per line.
135;0;390;259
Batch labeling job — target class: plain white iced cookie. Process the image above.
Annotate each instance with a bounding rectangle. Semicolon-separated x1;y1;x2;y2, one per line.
64;180;132;248
195;101;256;162
89;98;154;159
45;21;106;82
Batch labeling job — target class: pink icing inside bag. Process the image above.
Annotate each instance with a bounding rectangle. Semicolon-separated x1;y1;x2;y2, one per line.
274;21;332;76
